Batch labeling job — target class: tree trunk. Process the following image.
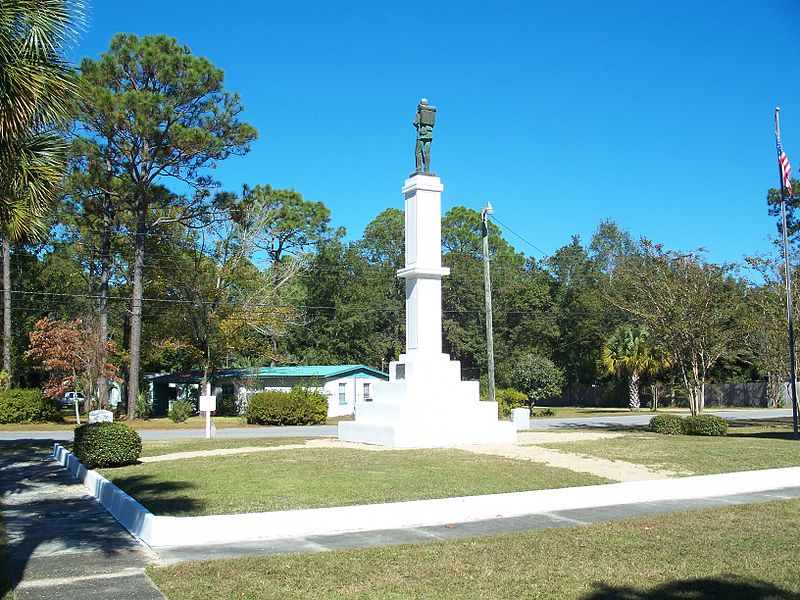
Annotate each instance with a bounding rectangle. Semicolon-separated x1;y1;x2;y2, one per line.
97;208;111;408
628;370;640;411
126;191;148;419
766;372;783;408
650;384;660;412
2;238;10;386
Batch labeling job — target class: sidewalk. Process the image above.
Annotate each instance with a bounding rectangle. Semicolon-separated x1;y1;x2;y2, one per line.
155;484;800;565
0;445;165;600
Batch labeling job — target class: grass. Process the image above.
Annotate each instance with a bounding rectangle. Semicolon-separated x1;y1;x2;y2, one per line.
148;498;800;600
139;437;312;457
0;414;345;431
100;447;607;516
538;419;800;475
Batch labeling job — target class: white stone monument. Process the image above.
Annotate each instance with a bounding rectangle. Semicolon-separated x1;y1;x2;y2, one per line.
339;174;516;448
88;409;113;424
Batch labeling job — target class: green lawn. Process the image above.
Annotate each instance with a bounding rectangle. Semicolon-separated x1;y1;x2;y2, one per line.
148;498;800;600
101;448;607;516
139;437;312;457
539;421;800;475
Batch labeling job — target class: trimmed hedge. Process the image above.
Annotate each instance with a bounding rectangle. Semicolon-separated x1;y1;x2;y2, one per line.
246;387;327;426
649;413;729;436
495;388;528;418
73;422;142;468
683;414;728;436
649;413;685;435
0;389;61;424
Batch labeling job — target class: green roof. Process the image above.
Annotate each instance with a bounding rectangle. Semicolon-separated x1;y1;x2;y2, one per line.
247;365;386;379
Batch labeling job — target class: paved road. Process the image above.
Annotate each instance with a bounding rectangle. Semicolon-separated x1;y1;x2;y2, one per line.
0;446;165;600
0;408;792;442
529;408;794;430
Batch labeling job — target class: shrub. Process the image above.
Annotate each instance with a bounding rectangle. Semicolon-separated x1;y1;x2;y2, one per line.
533;407;557;418
495;388;528;417
73;422;142;468
246;386;328;426
214;394;239;417
0;389;61;424
683;414;728;436
649;413;685;435
134;392;153;420
168;399;195;423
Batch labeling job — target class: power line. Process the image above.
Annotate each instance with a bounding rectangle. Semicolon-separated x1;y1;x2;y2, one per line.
490;215;550;259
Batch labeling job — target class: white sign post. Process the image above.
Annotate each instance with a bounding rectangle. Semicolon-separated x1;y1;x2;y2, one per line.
199;395;216;439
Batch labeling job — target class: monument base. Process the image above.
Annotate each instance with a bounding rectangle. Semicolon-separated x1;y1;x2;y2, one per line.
338;353;516;448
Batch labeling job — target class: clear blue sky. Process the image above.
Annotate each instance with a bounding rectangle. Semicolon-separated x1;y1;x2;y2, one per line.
70;0;800;265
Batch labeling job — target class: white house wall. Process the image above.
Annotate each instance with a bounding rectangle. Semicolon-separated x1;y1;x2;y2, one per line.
324;375;381;418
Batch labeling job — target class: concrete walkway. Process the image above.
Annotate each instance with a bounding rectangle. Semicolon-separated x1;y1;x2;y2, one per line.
0;444;165;600
155;484;800;565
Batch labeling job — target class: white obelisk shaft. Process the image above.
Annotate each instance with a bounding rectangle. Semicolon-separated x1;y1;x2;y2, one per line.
396;176;449;357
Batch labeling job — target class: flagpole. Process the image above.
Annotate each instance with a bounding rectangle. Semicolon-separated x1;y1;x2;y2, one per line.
775;106;800;438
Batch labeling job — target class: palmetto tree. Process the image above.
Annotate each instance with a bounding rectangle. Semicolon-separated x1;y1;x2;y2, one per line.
0;0;82;381
600;325;657;411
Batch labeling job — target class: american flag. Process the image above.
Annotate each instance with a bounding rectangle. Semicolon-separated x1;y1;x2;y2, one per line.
777;136;793;195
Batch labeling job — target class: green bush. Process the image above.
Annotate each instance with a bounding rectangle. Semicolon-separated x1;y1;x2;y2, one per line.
649;413;685;435
683;414;728;436
73;422;142;468
246;387;328;426
495;388;529;418
134;392;153;420
168;399;195;423
533;407;557;418
0;389;61;424
214;394;239;417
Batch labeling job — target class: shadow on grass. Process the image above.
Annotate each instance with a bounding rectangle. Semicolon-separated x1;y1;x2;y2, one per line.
546;422;648;432
727;418;798;440
584;576;800;599
107;474;204;516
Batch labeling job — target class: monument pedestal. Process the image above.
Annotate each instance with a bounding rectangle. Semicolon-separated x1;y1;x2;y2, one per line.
339;174;516;448
338;352;516;448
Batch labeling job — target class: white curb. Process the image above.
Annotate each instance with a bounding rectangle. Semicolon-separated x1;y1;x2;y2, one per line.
52;443;800;548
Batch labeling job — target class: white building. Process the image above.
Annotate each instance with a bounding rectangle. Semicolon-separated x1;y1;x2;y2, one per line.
147;365;388;418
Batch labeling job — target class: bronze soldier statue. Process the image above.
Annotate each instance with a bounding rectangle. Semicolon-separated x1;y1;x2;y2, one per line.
413;98;436;174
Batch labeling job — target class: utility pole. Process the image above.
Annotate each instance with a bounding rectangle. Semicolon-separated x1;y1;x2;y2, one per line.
481;202;496;405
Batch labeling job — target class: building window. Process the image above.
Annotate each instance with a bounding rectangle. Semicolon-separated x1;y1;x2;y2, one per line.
363;382;372;401
339;382;347;405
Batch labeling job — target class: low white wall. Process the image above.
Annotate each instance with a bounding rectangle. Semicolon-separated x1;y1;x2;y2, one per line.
52;444;155;543
53;444;800;549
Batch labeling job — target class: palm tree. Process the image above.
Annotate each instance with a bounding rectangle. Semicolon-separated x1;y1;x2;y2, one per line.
600;325;655;411
0;0;82;382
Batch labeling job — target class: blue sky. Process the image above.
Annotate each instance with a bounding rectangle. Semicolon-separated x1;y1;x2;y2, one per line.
70;0;800;265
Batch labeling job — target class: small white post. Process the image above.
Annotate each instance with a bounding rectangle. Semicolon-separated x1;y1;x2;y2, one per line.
199;383;216;440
